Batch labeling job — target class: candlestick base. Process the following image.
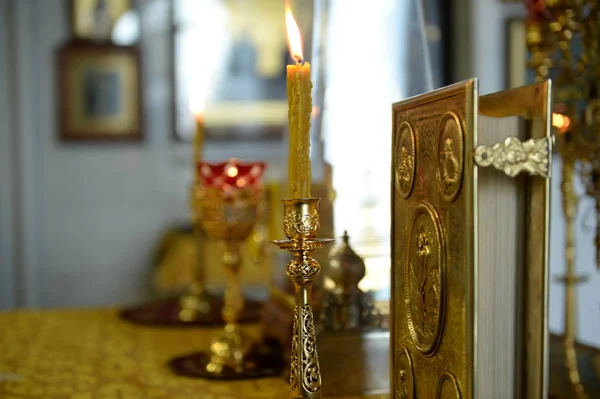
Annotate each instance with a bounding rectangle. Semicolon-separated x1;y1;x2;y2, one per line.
168;336;284;380
177;283;217;322
118;292;263;327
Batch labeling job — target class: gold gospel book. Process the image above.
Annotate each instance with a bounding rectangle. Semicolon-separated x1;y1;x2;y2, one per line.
391;79;552;398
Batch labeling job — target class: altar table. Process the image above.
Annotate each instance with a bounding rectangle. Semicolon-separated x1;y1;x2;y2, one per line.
0;309;387;398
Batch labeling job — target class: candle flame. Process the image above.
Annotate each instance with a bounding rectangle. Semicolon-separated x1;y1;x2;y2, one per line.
552;112;570;133
189;95;206;121
285;0;303;62
311;106;321;118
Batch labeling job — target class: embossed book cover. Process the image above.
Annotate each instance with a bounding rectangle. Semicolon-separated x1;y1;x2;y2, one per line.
391;79;552;398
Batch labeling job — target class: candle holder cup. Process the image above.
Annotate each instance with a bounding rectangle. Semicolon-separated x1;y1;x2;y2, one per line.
271;197;334;399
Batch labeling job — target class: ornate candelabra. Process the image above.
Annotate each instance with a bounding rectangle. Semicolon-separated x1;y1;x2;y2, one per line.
525;1;600;397
178;166;266;325
197;160;264;377
271;198;334;399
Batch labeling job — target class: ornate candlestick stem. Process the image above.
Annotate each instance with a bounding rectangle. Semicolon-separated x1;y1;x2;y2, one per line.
558;154;589;399
272;198;334;399
178;183;213;321
222;240;243;329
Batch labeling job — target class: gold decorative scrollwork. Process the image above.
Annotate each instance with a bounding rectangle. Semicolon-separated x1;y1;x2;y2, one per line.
474;136;550;178
290;306;299;392
286;256;321;284
301;304;321;393
283;208;320;239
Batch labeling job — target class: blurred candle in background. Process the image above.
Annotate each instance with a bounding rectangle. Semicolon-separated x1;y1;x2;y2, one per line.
189;95;206;166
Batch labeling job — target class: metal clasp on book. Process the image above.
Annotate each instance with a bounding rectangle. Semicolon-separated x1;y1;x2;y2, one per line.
474;136;553;178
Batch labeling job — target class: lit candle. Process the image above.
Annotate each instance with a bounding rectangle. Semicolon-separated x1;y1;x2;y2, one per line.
189;96;206;166
285;0;312;198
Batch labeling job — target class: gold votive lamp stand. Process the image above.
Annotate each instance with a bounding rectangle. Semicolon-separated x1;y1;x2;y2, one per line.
169;160;282;379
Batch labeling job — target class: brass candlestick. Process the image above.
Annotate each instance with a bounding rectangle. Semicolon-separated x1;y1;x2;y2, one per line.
178;181;214;322
271;197;334;399
178;107;214;322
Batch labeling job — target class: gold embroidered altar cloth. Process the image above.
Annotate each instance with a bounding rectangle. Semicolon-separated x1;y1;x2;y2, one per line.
0;309;385;398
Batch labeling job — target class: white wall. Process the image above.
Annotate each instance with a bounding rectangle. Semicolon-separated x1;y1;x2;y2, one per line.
0;0;286;309
0;0;16;309
469;0;600;347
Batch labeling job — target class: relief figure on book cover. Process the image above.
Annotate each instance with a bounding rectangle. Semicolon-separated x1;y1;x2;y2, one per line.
435;372;461;398
437;112;464;202
395;121;416;199
405;201;446;355
394;347;415;399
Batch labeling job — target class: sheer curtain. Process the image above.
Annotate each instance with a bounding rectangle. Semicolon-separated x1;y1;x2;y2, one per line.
322;0;432;293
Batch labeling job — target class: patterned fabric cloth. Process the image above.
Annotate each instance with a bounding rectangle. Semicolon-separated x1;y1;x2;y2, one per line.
0;309;385;398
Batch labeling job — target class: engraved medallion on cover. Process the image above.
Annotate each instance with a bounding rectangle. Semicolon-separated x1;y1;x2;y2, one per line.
436;112;464;202
435;372;461;398
404;201;446;355
394;347;415;399
395;121;417;199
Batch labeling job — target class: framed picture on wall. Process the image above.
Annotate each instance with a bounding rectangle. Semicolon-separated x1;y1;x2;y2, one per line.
171;0;314;142
70;0;132;41
57;42;143;142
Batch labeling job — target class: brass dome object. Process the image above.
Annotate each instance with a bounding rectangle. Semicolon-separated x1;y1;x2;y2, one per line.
321;231;382;330
328;231;366;295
